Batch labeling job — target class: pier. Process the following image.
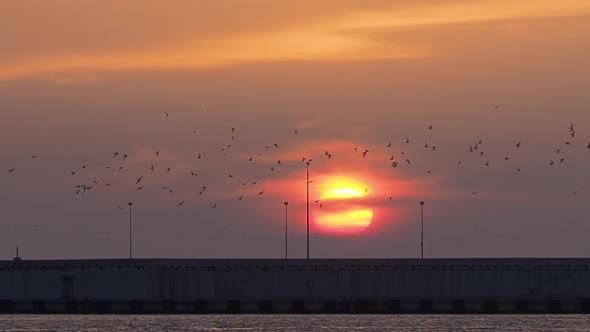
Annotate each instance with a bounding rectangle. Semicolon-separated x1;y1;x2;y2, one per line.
1;258;590;314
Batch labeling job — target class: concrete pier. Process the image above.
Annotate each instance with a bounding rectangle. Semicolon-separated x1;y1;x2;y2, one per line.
1;258;590;314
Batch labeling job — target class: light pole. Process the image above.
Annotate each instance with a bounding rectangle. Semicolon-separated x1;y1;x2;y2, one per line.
420;201;424;259
284;201;288;260
128;202;133;260
306;160;312;259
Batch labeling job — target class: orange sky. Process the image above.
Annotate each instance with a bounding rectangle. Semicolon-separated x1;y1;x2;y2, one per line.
1;1;590;259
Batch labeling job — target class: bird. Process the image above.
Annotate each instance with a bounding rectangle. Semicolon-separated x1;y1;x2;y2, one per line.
559;158;565;164
492;104;502;109
248;156;253;161
190;171;198;177
113;152;119;158
177;201;184;207
387;142;392;147
484;162;489;167
165;112;169;117
118;206;125;211
122;154;128;160
231;127;235;132
550;160;555;166
274;143;279;148
212;203;217;208
431;146;436;152
428;125;433;130
166;168;172;172
31;155;37;159
238;195;243;201
295;129;298;134
136;186;144;191
362;150;369;157
135;176;143;184
405;138;410;144
155;150;160;157
257;191;265;196
8;168;15;173
405;159;411;165
228;173;233;178
118;166;124;171
70;171;76;176
516;141;521;148
105;184;112;186
150;165;155;172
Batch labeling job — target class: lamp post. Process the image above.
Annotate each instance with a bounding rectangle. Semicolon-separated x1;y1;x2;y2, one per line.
128;202;133;260
306;160;312;259
420;201;424;259
284;201;288;260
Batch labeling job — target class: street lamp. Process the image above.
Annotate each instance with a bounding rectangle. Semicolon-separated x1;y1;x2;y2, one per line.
128;202;133;260
284;201;288;260
306;159;312;259
420;201;424;259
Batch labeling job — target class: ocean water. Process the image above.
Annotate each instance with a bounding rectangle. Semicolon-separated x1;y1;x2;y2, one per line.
1;315;590;332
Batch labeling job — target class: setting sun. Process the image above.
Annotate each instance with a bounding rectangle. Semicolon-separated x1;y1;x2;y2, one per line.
315;176;374;235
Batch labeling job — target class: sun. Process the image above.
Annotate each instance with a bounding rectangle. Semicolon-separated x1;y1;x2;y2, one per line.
314;176;374;235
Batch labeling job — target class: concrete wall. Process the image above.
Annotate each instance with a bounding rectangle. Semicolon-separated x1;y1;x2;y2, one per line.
1;258;590;313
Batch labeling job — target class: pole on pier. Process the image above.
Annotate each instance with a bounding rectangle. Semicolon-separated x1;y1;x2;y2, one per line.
284;201;288;260
306;160;312;259
420;201;424;259
128;202;133;260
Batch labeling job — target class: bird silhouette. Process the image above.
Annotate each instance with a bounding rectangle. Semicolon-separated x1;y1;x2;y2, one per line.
257;191;265;196
362;150;369;157
8;168;15;173
177;201;184;207
136;176;143;184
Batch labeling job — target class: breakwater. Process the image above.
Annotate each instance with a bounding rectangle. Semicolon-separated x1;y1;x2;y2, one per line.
1;258;590;314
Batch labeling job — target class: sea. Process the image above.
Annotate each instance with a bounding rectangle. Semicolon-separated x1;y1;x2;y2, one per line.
1;315;590;331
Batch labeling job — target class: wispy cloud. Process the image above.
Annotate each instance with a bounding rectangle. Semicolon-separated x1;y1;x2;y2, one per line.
2;1;588;81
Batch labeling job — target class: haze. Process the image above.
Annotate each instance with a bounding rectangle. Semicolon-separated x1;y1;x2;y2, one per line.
1;1;590;259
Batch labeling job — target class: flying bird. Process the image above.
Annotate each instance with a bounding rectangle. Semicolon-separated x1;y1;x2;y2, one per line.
8;168;15;173
257;191;265;196
177;201;185;207
136;176;143;184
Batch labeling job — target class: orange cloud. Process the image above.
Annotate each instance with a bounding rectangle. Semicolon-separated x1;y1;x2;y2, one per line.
2;1;589;81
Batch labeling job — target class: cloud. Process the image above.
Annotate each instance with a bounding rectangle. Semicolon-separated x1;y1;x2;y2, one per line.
2;1;589;80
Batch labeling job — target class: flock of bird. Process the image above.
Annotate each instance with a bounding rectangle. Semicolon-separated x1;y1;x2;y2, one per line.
4;105;590;215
